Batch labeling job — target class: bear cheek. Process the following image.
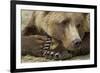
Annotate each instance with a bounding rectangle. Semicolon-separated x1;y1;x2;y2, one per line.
78;27;85;39
47;25;63;40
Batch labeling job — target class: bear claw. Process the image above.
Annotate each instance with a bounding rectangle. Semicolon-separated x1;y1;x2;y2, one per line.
41;49;72;60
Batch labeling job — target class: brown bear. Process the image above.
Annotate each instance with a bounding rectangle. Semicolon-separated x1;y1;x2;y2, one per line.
21;11;90;60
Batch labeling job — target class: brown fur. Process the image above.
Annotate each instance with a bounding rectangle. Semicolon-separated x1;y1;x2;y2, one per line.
21;11;90;59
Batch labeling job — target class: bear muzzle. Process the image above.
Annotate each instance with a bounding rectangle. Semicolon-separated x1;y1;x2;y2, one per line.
72;39;81;48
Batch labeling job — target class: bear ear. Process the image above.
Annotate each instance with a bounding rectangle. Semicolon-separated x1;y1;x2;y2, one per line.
43;11;50;16
83;13;90;18
82;13;90;32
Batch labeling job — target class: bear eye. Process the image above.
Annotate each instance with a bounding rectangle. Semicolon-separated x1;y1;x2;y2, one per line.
77;24;81;28
61;20;67;24
60;19;70;26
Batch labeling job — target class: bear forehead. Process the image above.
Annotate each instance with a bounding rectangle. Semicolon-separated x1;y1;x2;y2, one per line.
48;12;84;18
46;12;84;24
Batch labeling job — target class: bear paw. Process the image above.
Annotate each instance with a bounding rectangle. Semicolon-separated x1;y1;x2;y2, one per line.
41;50;72;60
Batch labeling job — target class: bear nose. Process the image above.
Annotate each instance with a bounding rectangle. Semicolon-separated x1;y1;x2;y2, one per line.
72;39;81;48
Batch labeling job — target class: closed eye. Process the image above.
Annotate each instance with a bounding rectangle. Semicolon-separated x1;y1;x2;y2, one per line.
61;20;67;24
59;18;70;26
77;24;81;28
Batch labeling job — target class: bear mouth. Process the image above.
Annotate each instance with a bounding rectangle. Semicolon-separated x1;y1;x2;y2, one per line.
67;44;80;51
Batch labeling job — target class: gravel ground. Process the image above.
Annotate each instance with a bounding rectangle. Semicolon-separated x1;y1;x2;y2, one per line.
21;54;90;63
